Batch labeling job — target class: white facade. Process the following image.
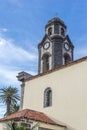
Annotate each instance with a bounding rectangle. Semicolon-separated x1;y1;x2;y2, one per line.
23;57;87;130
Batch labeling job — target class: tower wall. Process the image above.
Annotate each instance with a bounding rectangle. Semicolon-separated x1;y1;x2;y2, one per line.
38;17;74;73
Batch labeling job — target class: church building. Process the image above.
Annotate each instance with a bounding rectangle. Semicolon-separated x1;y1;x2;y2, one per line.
0;17;87;130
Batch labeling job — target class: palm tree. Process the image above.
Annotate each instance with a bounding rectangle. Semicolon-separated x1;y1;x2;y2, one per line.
10;103;20;114
0;86;20;116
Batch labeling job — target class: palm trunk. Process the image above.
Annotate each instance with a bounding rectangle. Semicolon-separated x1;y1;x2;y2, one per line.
6;97;11;116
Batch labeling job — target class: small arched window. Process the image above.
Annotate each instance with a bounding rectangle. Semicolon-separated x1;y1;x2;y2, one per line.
43;54;49;72
61;27;65;36
44;87;52;107
64;54;71;64
48;27;52;35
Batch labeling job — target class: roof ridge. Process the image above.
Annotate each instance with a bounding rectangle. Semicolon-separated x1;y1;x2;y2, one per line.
23;109;29;117
25;56;87;82
0;109;66;127
22;108;44;114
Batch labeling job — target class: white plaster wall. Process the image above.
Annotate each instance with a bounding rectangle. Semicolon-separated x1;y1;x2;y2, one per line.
33;121;66;130
39;122;66;130
23;60;87;130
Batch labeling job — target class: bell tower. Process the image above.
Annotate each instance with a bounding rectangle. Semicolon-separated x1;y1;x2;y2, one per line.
38;17;74;73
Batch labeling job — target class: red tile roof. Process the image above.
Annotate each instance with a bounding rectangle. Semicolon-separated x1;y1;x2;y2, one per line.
0;109;65;127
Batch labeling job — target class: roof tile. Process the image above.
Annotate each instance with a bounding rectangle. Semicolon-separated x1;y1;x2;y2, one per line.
0;109;65;127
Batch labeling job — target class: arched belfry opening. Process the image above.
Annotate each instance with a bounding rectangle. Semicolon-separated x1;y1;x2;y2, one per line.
42;54;50;72
61;27;65;36
48;27;52;35
64;53;71;64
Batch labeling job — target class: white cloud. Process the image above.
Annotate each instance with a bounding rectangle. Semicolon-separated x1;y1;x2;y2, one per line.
0;65;20;86
0;37;37;64
0;34;38;87
0;33;38;117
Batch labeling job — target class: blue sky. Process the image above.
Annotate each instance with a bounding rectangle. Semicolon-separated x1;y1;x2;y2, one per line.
0;0;87;117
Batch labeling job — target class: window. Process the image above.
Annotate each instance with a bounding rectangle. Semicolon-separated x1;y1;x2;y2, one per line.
61;27;65;36
48;27;52;35
43;54;49;72
64;54;71;64
44;88;52;107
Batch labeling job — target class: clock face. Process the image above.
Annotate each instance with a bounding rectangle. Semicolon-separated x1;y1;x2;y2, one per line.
64;42;69;51
43;42;50;49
